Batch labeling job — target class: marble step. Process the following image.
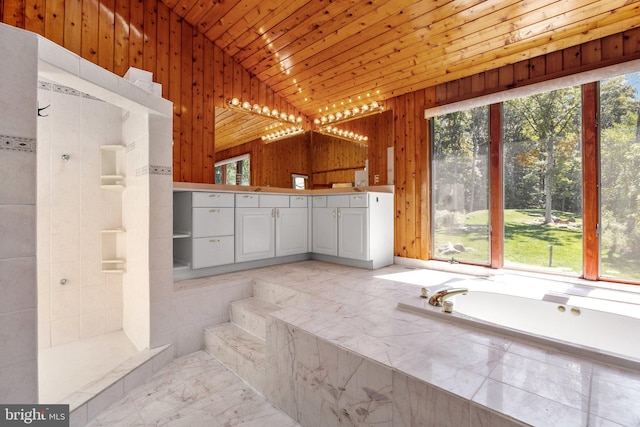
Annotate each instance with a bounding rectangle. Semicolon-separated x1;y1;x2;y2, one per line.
204;322;265;393
252;278;315;308
230;297;281;340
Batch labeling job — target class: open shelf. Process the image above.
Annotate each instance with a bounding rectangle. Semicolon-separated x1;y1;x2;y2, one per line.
100;145;126;190
101;229;126;274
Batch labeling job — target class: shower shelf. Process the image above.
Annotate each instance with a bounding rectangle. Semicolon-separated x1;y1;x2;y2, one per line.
100;145;126;190
101;229;126;273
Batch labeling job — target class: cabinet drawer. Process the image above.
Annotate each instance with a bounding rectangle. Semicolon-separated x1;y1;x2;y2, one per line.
236;193;259;207
192;236;234;269
260;194;289;207
289;195;308;208
312;196;327;208
192;207;234;237
328;195;350;208
349;194;368;207
192;192;234;208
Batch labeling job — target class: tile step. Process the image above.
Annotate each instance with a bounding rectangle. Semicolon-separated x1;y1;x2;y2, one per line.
230;297;281;340
204;322;265;393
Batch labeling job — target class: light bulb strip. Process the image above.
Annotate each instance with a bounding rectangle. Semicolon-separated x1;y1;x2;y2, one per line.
261;126;304;142
226;98;304;124
313;100;384;126
317;125;369;143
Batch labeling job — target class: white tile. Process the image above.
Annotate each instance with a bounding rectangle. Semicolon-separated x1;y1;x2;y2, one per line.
51;283;81;320
0;257;36;314
0;359;38;403
38;37;80;77
50;315;80;346
0;150;36;205
0;309;37;366
0;205;36;259
86;379;125;421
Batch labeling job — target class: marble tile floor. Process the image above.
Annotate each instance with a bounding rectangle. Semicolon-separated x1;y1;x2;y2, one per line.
39;330;139;404
86;350;300;427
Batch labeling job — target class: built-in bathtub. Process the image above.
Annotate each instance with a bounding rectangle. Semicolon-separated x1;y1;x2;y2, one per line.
398;276;640;370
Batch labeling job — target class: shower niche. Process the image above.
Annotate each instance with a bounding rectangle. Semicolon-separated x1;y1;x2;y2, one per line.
99;144;126;190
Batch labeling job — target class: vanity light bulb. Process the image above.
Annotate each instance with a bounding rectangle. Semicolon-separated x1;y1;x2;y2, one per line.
328;114;335;122
288;114;295;122
314;118;320;125
344;109;351;117
231;98;240;106
280;112;288;120
364;136;368;141
262;106;270;114
253;104;260;112
348;131;354;138
272;109;279;117
336;112;343;120
321;117;328;124
371;101;379;109
242;101;251;110
353;107;360;114
362;104;369;112
297;116;303;123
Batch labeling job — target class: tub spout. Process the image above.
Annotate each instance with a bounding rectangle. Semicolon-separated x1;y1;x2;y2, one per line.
428;288;468;307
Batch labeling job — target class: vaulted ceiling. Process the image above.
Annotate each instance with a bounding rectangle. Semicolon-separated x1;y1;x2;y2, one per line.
160;0;640;147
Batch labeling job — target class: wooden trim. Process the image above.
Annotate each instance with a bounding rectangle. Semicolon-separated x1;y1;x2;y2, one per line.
582;82;599;280
489;103;504;268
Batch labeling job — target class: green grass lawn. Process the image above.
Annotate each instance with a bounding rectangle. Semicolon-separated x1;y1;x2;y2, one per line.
434;208;583;274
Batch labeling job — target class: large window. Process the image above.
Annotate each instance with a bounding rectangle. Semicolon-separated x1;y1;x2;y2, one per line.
431;106;490;264
599;72;640;281
214;154;250;186
427;62;640;283
503;87;583;274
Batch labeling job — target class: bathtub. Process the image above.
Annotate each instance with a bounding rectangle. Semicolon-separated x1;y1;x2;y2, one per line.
398;284;640;368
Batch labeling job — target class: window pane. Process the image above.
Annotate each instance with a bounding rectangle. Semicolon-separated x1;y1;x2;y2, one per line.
239;158;250;185
214;165;223;184
599;72;640;280
226;163;237;185
503;86;582;275
431;106;490;264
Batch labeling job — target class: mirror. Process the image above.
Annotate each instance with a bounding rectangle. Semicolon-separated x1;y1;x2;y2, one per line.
214;108;393;189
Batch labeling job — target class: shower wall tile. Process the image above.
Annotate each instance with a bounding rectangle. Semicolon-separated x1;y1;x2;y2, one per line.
0;150;36;205
38;320;51;349
149;174;173;207
0;359;38;404
38;36;79;77
51;285;81;320
0;309;37;367
0;25;37;138
0;205;36;259
51;315;81;346
0;257;37;314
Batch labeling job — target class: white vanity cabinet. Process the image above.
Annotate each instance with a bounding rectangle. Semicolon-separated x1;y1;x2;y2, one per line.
312;193;393;268
235;194;308;262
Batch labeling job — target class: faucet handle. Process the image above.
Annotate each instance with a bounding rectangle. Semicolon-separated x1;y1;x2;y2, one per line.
420;288;429;299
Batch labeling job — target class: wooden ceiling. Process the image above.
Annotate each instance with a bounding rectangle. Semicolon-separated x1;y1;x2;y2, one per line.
161;0;640;148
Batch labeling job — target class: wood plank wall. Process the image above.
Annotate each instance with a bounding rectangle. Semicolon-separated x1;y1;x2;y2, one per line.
0;0;304;183
3;1;640;262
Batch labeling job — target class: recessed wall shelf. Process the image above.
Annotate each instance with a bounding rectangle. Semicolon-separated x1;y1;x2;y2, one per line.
101;228;126;273
100;145;126;190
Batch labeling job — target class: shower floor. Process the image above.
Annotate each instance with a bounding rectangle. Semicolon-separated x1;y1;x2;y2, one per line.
38;330;138;404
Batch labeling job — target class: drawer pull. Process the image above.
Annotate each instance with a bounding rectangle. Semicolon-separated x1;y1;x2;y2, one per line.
242;195;254;198
295;197;304;200
208;194;220;198
209;239;221;243
353;196;364;200
209;209;220;213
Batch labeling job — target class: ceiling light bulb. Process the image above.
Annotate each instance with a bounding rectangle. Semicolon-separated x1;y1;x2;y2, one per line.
328;114;335;122
253;104;260;112
272;109;279;117
280;112;288;120
297;117;303;123
231;98;240;106
242;101;251;110
262;106;270;114
353;107;360;114
344;110;351;117
362;104;369;112
371;101;379;109
336;112;343;120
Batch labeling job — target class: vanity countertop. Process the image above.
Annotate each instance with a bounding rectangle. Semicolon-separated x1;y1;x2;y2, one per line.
173;182;394;194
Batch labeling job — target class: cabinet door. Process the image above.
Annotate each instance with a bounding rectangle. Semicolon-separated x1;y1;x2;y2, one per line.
312;207;338;256
235;208;275;262
338;208;369;260
276;207;308;256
